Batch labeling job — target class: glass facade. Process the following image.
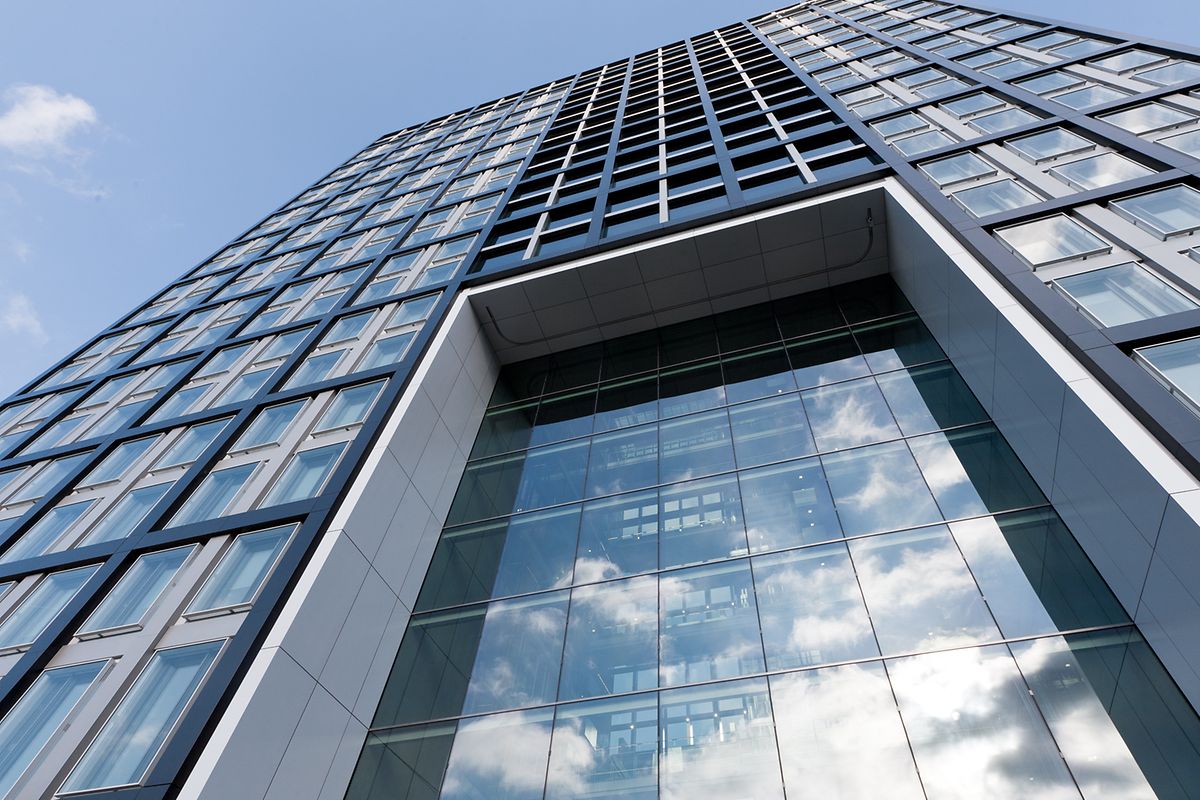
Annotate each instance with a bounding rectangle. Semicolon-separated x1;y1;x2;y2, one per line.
347;279;1200;800
0;0;1199;796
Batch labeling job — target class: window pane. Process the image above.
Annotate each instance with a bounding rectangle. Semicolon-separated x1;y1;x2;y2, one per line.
155;419;229;469
1060;263;1197;327
1111;185;1200;237
953;179;1039;216
1007;127;1093;161
81;437;158;485
217;367;275;405
1101;102;1195;134
754;543;877;669
728;393;815;468
440;708;553;800
585;424;658;497
416;506;579;610
170;462;258;526
80;547;193;634
920;152;995;185
658;474;746;568
659;678;784;800
285;350;344;388
908;424;1044;518
576;491;658;581
559;575;658;700
876;362;987;435
345;722;455;800
187;525;294;613
1161;129;1200;159
593;376;658;432
0;660;107;799
1050;153;1153;190
1136;336;1200;407
361;333;415;370
0;565;98;649
0;499;94;563
470;400;537;458
9;453;88;503
658;409;734;483
317;381;384;430
660;559;764;686
544;693;658;800
447;440;589;525
952;509;1129;637
771;663;923;798
803;377;901;451
260;442;346;506
739;457;841;551
889;645;1081;799
851;525;999;654
996;215;1110;266
235;400;306;449
80;482;174;545
720;347;796;403
853;314;945;372
61;640;224;792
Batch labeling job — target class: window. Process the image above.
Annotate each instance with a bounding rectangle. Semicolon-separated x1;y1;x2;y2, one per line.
1136;337;1200;412
360;333;416;370
259;443;347;507
968;107;1039;134
0;661;107;799
0;565;98;651
1054;263;1198;327
186;525;294;614
919;152;995;186
1007;127;1093;163
892;129;955;156
1101;102;1195;134
0;500;94;563
283;351;344;389
316;381;384;430
169;463;258;526
79;482;174;546
234;400;307;449
1110;185;1200;238
154;419;229;469
995;215;1111;266
1049;153;1154;190
214;367;276;405
78;547;194;636
1051;85;1128;110
952;180;1039;217
8;453;89;504
60;640;225;793
1162;130;1200;159
80;437;159;486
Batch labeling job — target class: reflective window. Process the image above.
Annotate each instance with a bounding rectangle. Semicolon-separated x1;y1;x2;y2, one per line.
907;424;1043;518
1007;127;1093;162
81;482;174;545
576;491;657;581
80;437;158;486
1136;336;1200;411
169;462;258;526
544;694;657;799
79;546;193;634
187;525;294;613
0;660;107;799
996;215;1111;266
1162;129;1200;159
1110;184;1200;238
317;381;384;430
1050;152;1155;190
234;400;306;449
260;442;347;506
0;499;93;563
0;565;98;650
1054;263;1197;326
560;575;657;700
440;708;553;800
61;640;224;793
920;151;996;186
154;418;229;469
1101;102;1195;134
660;560;763;686
952;179;1039;216
739;458;840;551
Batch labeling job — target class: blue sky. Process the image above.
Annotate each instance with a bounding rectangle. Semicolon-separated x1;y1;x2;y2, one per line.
0;0;1193;398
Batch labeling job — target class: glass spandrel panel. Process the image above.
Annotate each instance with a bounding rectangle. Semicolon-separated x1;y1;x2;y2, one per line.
1101;102;1195;134
720;347;796;403
754;543;877;669
169;462;257;526
659;559;764;686
460;591;568;715
657;360;724;418
80;546;193;633
80;481;174;545
889;645;1083;800
658;409;734;483
0;565;98;649
559;575;657;700
852;524;999;654
61;640;224;793
658;474;747;568
344;722;456;800
544;693;658;800
908;424;1044;519
876;361;987;435
920;151;996;186
1110;185;1200;237
953;179;1040;216
1056;263;1197;326
739;457;841;552
186;525;294;613
996;215;1111;266
1050;152;1154;191
447;439;589;525
728;393;816;468
439;708;553;800
416;506;580;610
659;678;784;800
771;663;924;798
802;376;901;451
575;491;658;582
585;424;658;497
0;660;107;800
1007;127;1094;162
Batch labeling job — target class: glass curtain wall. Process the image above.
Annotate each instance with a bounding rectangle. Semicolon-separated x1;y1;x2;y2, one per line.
349;276;1200;800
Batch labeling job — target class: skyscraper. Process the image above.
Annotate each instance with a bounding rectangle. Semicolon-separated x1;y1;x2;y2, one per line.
1;0;1200;797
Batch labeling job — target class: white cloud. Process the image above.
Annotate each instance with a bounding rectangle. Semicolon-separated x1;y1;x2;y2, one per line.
0;84;98;158
0;291;48;346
